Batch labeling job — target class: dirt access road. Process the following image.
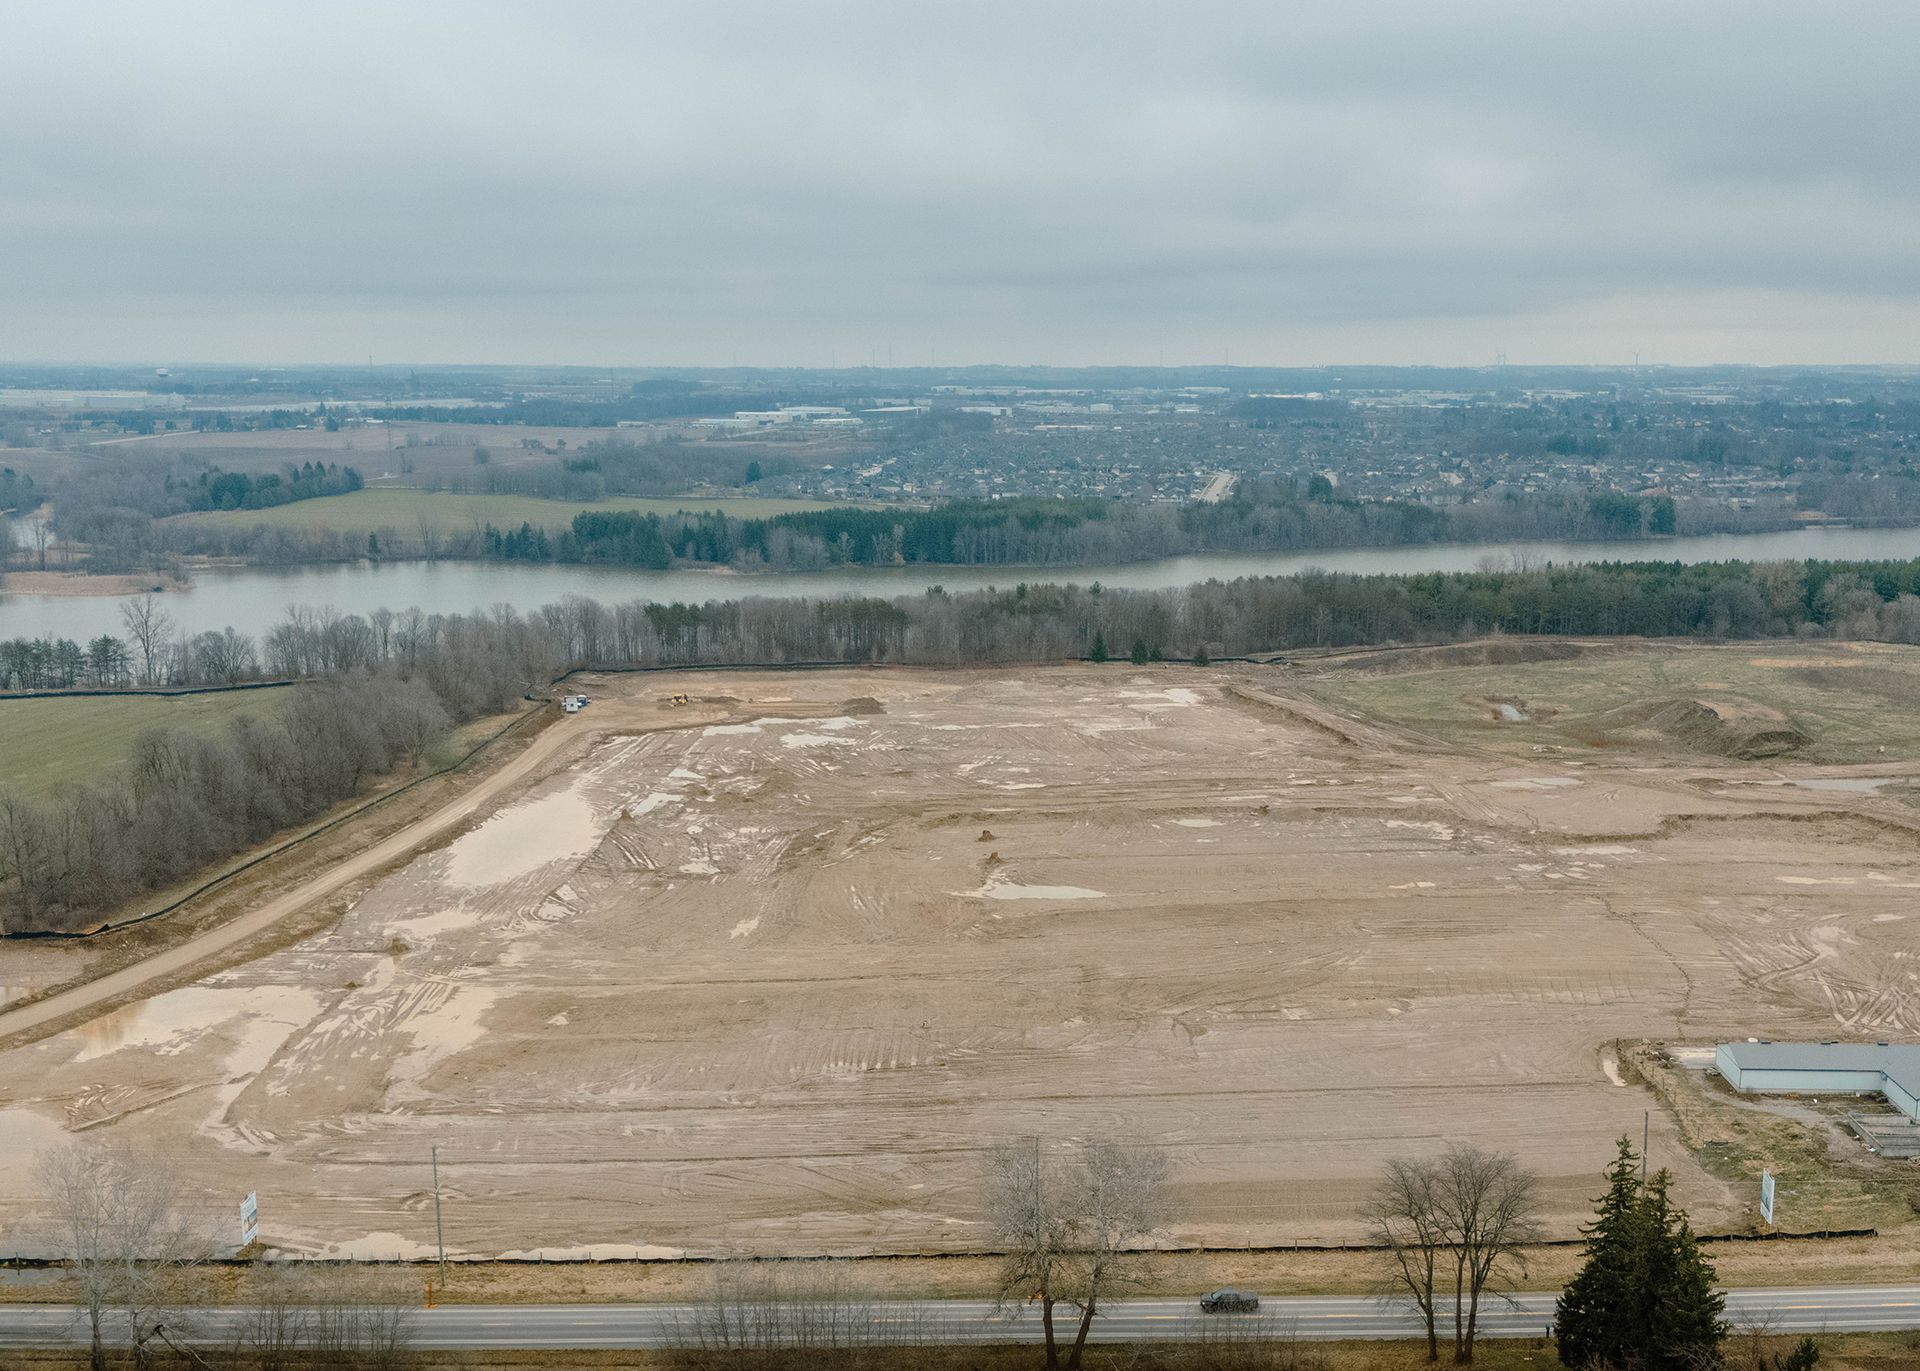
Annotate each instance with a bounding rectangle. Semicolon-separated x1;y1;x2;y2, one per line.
0;702;655;1046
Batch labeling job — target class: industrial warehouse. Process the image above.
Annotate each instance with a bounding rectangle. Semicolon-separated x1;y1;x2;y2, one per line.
1716;1041;1920;1120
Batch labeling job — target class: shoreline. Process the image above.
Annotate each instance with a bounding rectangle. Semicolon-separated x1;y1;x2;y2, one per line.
6;516;1920;607
0;569;189;599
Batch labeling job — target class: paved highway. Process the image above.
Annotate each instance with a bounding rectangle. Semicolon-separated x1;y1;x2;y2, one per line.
3;1286;1918;1350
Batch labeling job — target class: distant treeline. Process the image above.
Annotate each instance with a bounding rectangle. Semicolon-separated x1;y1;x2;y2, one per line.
435;440;792;502
0;466;35;512
35;452;1788;576
368;383;788;428
474;487;1692;572
43;457;362;571
187;462;362;511
8;555;1920;931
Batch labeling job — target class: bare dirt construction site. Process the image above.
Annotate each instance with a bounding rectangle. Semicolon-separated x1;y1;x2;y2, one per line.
5;643;1920;1263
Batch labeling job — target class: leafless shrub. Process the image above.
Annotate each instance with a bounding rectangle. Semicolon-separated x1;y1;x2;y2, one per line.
1166;1313;1331;1371
665;1261;952;1370
230;1263;419;1371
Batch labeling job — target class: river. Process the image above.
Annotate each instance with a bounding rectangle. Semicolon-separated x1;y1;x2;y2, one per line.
5;523;1920;643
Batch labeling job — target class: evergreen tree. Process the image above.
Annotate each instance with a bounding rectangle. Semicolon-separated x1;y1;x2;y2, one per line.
1130;638;1149;665
1641;1171;1726;1370
1557;1139;1651;1370
1089;632;1108;663
1555;1140;1726;1371
1191;643;1210;667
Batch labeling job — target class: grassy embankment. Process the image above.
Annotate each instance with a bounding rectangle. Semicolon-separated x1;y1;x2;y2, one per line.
0;691;284;799
1299;639;1920;767
0;690;522;814
167;488;862;536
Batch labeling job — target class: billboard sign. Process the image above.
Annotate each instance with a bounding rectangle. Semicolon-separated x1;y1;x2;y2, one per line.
240;1191;259;1245
1759;1169;1775;1226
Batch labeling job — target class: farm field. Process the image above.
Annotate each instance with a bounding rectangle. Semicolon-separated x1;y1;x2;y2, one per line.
4;648;1920;1262
167;487;865;535
0;689;284;799
69;420;864;484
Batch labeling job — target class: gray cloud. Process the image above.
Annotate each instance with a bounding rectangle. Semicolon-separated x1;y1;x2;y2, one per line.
2;0;1916;365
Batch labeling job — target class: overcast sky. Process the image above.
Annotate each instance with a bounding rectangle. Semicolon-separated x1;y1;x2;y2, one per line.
3;1;1917;368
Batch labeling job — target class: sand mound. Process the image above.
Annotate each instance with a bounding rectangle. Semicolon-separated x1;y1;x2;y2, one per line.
1586;697;1809;759
1324;639;1604;677
839;696;887;716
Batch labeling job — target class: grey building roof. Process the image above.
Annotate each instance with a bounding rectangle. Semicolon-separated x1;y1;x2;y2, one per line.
1720;1041;1920;1098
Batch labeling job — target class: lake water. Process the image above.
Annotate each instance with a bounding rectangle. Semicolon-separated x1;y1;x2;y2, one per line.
5;523;1920;643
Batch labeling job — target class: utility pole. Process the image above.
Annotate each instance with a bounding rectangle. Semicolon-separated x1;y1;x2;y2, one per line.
431;1145;447;1282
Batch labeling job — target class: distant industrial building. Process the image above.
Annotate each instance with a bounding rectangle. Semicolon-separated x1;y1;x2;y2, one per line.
693;405;859;430
1716;1041;1920;1122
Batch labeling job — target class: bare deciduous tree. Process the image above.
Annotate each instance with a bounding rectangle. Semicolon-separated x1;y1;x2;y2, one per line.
987;1137;1171;1371
35;1141;212;1371
1367;1144;1538;1364
1367;1157;1448;1363
119;596;174;685
1436;1145;1538;1363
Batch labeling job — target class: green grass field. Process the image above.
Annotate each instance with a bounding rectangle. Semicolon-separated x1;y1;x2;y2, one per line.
168;488;859;535
0;690;285;799
1302;639;1920;766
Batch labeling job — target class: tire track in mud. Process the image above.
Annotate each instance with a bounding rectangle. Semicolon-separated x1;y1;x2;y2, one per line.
1596;894;1698;1037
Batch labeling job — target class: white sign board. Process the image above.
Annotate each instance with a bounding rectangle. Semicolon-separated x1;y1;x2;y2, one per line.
1759;1169;1776;1226
240;1191;259;1245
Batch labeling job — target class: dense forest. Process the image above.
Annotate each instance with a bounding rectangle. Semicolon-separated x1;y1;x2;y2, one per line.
186;461;362;511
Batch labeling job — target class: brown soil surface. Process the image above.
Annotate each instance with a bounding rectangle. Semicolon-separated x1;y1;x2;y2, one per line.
5;664;1920;1268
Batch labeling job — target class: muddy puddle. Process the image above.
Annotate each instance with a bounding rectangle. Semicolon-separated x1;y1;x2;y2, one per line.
444;788;603;887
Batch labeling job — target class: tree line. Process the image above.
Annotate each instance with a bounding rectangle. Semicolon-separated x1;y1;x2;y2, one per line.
0;605;551;933
188;462;363;512
461;488;1696;573
10;554;1920;698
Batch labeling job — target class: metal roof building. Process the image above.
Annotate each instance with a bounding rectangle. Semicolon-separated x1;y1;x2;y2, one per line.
1716;1041;1920;1121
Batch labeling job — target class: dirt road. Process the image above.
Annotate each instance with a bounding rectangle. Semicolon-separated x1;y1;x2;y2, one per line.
0;709;592;1046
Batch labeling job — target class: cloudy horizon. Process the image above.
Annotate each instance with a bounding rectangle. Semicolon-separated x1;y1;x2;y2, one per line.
4;1;1917;369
